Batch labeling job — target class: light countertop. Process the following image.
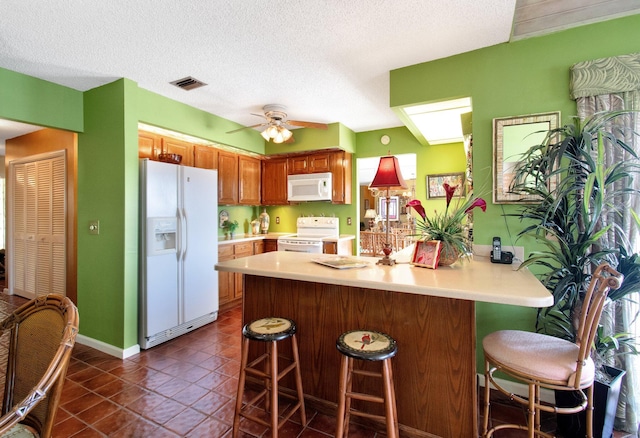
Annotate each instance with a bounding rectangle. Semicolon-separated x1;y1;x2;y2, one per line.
215;251;552;308
218;233;355;245
218;233;289;245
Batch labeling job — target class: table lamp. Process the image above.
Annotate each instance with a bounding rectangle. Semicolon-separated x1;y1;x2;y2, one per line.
369;155;407;265
364;209;377;230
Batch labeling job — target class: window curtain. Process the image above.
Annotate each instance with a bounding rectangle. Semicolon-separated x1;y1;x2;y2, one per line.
571;52;640;433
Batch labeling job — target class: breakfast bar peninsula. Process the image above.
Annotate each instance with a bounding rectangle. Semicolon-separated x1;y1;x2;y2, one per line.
216;251;551;437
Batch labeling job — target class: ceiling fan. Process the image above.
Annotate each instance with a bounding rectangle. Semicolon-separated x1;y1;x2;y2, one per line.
226;104;328;143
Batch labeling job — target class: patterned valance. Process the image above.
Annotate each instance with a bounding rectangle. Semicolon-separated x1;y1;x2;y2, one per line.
570;52;640;99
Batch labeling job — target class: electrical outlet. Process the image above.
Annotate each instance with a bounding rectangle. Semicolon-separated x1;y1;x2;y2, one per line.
276;216;280;224
89;220;100;235
347;217;352;225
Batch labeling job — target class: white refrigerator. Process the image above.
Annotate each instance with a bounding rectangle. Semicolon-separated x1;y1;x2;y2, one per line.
139;159;219;349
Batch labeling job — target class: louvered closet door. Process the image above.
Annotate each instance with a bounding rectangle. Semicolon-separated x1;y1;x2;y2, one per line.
11;153;66;299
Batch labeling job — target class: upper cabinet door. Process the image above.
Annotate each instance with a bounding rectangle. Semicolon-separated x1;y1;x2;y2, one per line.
238;155;261;205
287;153;331;174
138;131;161;160
194;145;218;170
162;138;194;167
308;153;331;173
217;151;239;205
261;158;288;205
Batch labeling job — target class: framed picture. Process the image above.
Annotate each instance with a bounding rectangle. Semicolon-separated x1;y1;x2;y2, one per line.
427;173;465;199
378;196;399;221
411;240;442;269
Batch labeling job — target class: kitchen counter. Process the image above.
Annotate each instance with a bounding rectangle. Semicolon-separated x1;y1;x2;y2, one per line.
215;251;551;307
217;232;290;245
215;252;551;437
321;234;355;242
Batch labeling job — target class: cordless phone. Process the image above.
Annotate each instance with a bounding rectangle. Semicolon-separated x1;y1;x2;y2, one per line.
491;236;513;264
492;237;501;262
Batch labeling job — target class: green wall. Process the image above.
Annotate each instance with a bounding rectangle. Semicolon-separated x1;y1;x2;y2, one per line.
136;88;265;154
390;13;640;371
0;67;83;132
77;79;139;347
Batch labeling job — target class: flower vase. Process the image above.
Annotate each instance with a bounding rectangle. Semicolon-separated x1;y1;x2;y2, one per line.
438;244;459;266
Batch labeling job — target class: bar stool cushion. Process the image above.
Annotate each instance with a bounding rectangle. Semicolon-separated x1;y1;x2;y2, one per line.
242;317;296;342
337;329;397;361
483;329;595;388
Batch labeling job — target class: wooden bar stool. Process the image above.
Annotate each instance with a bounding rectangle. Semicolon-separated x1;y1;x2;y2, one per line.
335;329;399;438
232;317;306;438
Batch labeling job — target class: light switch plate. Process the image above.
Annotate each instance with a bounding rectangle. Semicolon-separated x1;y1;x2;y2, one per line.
89;220;100;235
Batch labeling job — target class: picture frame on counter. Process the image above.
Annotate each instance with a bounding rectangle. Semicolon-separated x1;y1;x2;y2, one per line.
411;239;442;269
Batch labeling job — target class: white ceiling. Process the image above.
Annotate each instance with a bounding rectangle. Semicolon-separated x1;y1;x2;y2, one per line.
1;0;639;149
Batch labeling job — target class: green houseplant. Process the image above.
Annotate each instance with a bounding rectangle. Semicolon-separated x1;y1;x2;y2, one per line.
408;184;486;265
510;111;640;338
222;219;239;238
509;111;640;436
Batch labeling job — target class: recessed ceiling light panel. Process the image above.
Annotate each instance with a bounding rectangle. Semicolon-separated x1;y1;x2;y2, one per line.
404;97;472;145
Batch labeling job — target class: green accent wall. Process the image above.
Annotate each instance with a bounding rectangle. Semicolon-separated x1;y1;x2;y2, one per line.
0;67;83;132
136;88;265;153
77;79;139;347
390;13;640;371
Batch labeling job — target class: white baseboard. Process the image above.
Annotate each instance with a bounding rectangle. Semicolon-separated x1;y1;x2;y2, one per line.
76;334;140;359
477;373;555;404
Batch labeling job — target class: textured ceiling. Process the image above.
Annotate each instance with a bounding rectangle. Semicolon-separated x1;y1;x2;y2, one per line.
0;0;516;136
1;0;639;146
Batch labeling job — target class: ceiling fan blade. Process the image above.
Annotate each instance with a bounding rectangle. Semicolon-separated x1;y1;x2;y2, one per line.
286;120;328;130
226;123;266;134
284;135;296;144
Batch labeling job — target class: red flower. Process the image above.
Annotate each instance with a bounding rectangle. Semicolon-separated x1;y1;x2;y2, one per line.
407;199;426;220
465;198;487;213
443;183;458;208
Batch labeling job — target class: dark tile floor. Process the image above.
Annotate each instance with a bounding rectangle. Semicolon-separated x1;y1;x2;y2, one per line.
0;293;634;437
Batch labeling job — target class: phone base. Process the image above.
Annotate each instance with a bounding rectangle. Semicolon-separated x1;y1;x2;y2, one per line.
490;251;513;264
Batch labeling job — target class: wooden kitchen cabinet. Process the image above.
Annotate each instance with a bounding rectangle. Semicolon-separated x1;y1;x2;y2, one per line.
329;150;352;204
162;137;194;167
264;239;278;252
287;152;331;174
323;239;353;255
253;240;264;254
218;245;235;306
217;151;239;205
238;155;261;205
233;242;253;300
138;131;161;160
194;145;218;170
218;241;260;309
261;157;288;205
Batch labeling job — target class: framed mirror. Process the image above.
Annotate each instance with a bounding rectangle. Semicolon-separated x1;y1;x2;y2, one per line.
493;111;560;204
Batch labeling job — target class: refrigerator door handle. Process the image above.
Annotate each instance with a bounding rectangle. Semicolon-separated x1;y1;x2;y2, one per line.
181;208;188;259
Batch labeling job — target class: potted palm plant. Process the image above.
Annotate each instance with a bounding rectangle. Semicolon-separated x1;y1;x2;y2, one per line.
509;111;640;437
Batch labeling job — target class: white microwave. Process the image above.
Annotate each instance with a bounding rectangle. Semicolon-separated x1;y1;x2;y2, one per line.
287;172;333;202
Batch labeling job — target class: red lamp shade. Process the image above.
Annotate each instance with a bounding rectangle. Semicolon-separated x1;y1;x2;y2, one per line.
369;156;408;189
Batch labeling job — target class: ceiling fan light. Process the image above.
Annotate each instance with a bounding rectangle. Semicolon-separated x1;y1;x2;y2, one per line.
281;127;293;141
266;125;279;138
273;130;285;143
260;129;271;141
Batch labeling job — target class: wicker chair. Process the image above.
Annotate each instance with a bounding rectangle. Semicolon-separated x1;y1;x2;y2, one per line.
0;294;79;438
482;263;623;438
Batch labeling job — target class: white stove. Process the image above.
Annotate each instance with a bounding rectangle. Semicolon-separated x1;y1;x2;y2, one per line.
277;216;340;253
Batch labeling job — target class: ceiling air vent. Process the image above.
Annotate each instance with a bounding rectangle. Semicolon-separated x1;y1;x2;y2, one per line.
169;76;207;91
